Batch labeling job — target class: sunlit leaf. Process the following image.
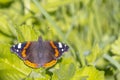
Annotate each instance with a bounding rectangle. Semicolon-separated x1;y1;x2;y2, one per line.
52;58;76;80
72;66;105;80
111;37;120;55
86;44;102;65
16;25;40;42
0;43;31;80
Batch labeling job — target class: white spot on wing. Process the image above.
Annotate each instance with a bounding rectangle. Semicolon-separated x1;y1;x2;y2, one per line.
16;49;19;52
18;43;22;49
61;49;64;52
58;42;62;48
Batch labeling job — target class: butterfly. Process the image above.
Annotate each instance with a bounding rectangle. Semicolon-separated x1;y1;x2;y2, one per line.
10;36;69;68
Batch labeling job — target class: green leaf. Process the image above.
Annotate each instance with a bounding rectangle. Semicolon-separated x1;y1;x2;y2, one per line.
0;0;13;8
16;25;40;42
24;70;50;80
0;0;13;4
52;58;76;80
111;37;120;55
0;43;32;80
86;44;102;65
72;66;105;80
103;54;120;71
0;15;16;43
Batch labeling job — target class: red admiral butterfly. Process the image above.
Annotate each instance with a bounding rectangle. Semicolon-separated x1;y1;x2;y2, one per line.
10;36;69;68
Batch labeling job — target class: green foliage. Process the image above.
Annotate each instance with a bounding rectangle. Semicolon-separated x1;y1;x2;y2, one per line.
52;58;76;80
0;43;31;80
86;44;102;65
72;66;104;80
16;25;40;41
0;0;120;80
111;37;120;55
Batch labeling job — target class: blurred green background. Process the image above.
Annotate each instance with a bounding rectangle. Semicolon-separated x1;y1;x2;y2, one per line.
0;0;120;80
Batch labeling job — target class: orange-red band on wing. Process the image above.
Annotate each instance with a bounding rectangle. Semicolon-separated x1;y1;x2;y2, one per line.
24;60;38;68
21;42;31;58
43;60;57;68
50;41;59;57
